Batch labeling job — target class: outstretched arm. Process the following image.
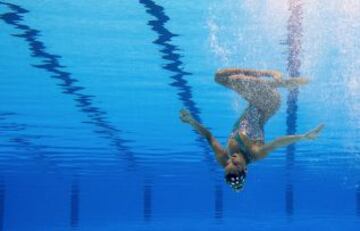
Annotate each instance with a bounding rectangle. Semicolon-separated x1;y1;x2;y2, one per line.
179;109;229;167
239;124;324;160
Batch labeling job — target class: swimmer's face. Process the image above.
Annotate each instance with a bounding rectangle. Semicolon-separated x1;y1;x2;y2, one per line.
224;153;247;191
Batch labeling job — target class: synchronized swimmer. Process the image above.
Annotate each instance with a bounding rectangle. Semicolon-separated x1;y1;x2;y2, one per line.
180;68;324;191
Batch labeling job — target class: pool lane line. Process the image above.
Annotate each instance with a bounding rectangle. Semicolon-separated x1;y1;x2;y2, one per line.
138;0;216;170
0;178;4;231
284;0;304;217
357;182;360;217
139;0;223;221
214;183;223;220
0;1;137;169
138;0;201;120
355;182;360;217
70;177;79;229
143;180;152;222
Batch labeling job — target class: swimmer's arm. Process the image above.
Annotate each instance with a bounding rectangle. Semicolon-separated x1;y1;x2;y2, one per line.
216;68;282;81
180;109;228;167
255;135;306;159
253;124;325;159
187;119;229;167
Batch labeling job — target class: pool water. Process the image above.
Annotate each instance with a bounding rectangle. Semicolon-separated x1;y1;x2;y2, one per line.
0;0;360;230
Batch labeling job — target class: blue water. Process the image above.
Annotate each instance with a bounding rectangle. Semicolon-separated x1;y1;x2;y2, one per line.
0;0;360;230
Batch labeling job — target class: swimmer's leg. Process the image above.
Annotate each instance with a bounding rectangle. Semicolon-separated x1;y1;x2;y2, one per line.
215;68;308;122
216;68;309;89
216;68;283;81
215;71;280;123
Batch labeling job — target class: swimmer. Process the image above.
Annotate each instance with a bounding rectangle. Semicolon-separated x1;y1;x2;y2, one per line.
180;68;324;192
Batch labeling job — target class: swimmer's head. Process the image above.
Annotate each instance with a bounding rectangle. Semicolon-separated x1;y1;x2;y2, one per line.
224;153;247;191
224;170;247;191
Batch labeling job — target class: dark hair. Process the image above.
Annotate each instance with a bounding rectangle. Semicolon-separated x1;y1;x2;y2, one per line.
224;170;247;191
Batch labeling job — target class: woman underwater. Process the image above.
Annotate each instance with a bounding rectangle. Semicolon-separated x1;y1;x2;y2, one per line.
180;68;324;191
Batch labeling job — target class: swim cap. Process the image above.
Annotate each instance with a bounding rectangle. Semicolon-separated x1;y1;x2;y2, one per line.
224;170;246;191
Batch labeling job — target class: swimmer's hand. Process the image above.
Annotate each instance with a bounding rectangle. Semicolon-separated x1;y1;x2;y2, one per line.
179;109;194;123
304;124;325;140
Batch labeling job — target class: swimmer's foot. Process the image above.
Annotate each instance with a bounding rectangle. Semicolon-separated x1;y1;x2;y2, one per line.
304;124;325;140
280;77;310;89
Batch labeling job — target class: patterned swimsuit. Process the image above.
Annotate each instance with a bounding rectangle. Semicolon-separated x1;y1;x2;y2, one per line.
229;105;265;163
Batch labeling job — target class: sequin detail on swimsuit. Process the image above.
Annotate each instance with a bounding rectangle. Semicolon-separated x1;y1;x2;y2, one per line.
238;105;264;141
229;105;265;163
